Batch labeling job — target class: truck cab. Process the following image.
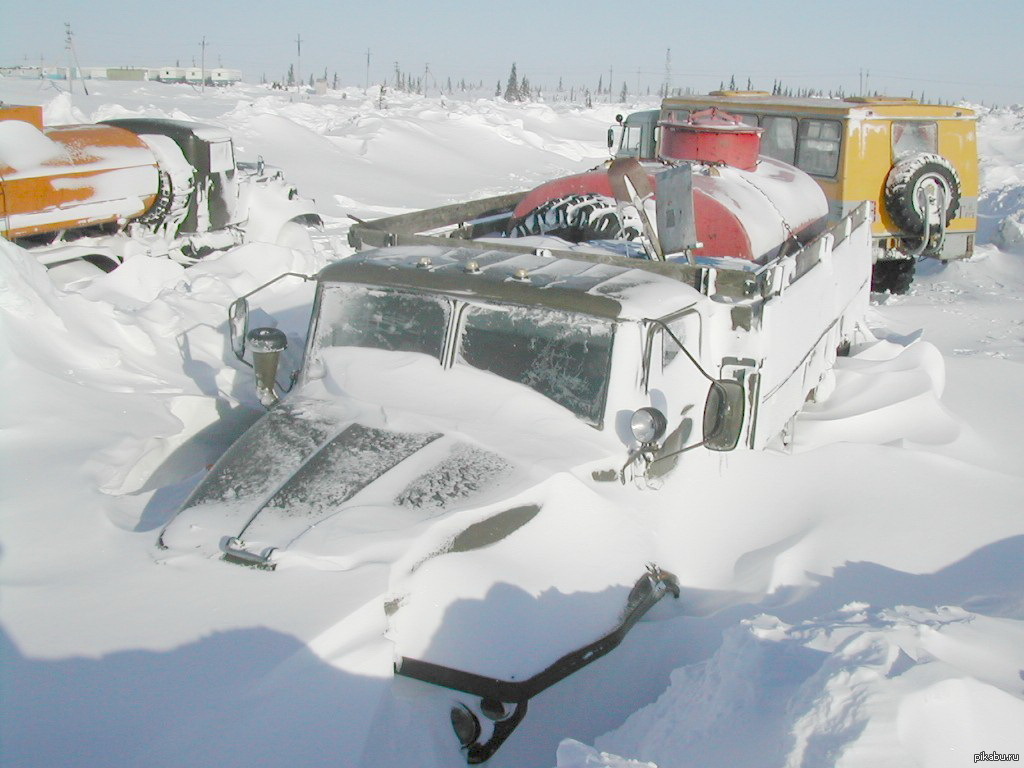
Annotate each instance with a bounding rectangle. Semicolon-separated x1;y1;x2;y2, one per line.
609;109;660;160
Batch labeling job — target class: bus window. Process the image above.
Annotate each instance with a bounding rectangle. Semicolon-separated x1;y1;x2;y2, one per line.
796;119;842;177
760;116;797;164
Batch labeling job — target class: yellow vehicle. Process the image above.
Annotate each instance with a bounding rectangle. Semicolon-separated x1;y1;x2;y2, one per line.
613;92;979;292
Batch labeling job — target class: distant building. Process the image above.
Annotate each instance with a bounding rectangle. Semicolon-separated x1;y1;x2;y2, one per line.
156;67;186;83
107;67;148;81
1;63;241;85
210;68;242;86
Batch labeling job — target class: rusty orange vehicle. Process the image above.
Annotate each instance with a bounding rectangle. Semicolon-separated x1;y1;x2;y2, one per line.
1;104;320;277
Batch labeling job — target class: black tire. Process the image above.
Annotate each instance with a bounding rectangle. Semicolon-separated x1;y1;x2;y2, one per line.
511;194;637;243
884;153;961;238
871;258;916;294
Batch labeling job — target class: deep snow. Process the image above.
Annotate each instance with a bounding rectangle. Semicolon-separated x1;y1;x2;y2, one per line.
1;78;1022;768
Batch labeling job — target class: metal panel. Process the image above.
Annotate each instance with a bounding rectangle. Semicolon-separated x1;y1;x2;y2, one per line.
655;163;698;255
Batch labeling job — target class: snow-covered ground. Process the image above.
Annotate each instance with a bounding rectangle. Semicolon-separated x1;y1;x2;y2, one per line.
1;78;1022;768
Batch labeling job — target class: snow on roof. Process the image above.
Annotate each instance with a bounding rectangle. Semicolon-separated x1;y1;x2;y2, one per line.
320;245;704;320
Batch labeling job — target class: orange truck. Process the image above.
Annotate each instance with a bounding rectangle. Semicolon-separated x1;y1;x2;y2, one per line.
0;104;320;274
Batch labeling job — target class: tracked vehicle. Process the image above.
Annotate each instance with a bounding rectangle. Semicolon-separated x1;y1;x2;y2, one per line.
0;104;320;275
159;110;873;762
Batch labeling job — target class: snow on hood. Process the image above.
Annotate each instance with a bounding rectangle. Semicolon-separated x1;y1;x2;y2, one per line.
160;343;617;569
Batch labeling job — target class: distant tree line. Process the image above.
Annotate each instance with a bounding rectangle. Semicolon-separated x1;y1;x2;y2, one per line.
261;61;958;108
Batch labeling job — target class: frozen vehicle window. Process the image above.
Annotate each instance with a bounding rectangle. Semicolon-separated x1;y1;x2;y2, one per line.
315;284;449;360
761;116;797;164
796;119;842;177
892;121;937;157
619;125;645;157
457;304;614;426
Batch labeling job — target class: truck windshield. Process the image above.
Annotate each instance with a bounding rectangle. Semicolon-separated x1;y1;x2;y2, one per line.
456;304;614;426
315;284;450;359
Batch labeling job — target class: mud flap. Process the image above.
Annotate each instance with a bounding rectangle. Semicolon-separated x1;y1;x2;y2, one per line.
395;565;680;763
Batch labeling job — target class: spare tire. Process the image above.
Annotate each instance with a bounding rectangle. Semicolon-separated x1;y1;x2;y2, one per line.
510;194;638;242
884;153;961;237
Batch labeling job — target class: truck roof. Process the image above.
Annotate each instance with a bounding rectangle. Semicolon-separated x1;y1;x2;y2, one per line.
320;245;703;321
662;93;975;120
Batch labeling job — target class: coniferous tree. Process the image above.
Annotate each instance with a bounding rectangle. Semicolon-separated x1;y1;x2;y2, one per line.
287;64;295;87
619;81;628;102
519;76;531;101
504;63;520;101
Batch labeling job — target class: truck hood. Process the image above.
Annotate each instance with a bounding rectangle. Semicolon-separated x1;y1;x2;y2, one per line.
158;394;562;569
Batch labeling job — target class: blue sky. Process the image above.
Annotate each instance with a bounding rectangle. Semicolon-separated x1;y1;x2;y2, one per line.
3;0;1022;104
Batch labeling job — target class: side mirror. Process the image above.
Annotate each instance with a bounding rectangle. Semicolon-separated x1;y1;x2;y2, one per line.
607;127;616;150
702;380;745;451
228;298;249;361
247;327;288;408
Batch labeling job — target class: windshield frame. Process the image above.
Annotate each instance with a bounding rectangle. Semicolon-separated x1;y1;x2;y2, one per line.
454;300;616;428
303;281;617;429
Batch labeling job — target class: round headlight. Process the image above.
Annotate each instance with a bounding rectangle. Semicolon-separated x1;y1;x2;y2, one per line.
630;407;668;445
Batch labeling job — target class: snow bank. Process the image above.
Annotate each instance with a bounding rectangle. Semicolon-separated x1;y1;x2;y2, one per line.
567;606;1024;768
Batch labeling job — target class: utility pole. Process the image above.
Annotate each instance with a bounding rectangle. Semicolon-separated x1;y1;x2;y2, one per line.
663;48;671;98
200;36;207;93
365;48;371;90
608;65;613;102
296;34;302;96
423;62;430;95
65;22;88;95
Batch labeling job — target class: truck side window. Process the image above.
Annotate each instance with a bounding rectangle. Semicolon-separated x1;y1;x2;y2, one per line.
661;314;698;369
796;119;842;177
620;125;645;157
892;121;937;158
760;116;797;164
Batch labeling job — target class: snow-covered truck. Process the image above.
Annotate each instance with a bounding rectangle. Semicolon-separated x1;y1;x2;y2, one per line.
157;110;873;762
0;104;321;277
